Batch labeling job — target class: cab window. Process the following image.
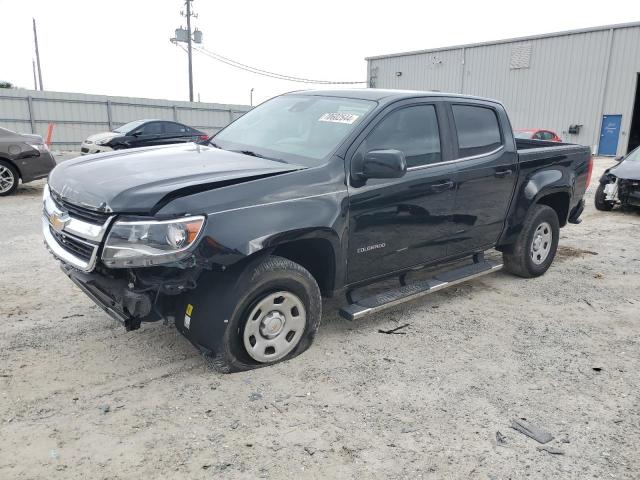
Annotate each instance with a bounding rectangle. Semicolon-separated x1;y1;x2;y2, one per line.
359;105;442;168
452;105;502;157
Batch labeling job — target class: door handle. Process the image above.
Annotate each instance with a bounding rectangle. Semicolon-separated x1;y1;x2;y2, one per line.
430;180;454;192
495;169;513;178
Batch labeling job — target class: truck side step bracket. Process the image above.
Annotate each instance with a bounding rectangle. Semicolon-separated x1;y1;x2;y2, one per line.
339;259;503;321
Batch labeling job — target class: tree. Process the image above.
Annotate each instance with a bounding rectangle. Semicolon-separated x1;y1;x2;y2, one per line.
0;81;15;89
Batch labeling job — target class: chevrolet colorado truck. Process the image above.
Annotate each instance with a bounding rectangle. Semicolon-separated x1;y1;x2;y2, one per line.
43;89;592;373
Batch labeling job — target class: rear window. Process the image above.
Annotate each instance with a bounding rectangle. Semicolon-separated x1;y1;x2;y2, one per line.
452;105;502;157
164;122;189;134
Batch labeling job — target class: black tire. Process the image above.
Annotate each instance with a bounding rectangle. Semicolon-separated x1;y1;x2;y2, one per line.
0;160;19;196
503;204;560;278
207;255;322;373
594;183;615;211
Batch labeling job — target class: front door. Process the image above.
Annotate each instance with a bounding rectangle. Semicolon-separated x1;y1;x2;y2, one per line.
347;102;457;284
598;114;622;156
447;103;518;254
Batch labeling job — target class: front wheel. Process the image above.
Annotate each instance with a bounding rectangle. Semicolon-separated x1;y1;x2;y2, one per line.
207;255;322;373
503;204;560;278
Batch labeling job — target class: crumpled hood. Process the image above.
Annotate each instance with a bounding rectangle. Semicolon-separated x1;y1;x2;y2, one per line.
609;159;640;180
85;131;124;143
48;143;303;213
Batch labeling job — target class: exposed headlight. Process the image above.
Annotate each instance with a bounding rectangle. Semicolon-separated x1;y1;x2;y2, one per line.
28;143;49;152
102;216;205;268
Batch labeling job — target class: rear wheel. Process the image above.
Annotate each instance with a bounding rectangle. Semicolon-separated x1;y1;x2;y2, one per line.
0;160;19;196
207;255;321;373
594;183;615;211
503;204;560;278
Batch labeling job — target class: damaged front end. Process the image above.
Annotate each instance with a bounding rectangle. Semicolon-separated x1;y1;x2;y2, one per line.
60;263;201;331
599;173;640;208
43;184;211;331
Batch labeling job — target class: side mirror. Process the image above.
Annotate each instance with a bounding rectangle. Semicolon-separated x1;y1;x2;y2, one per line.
361;149;407;180
131;131;142;137
615;155;624;162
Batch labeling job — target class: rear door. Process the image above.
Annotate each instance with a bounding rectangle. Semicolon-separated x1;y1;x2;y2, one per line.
447;102;518;254
160;122;199;145
347;100;457;283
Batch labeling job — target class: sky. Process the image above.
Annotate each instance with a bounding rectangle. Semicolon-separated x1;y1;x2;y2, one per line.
1;0;638;106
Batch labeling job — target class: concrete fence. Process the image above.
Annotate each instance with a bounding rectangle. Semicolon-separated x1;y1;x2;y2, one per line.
0;88;251;151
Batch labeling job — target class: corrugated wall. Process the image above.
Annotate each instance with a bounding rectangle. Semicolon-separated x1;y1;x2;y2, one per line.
368;24;640;156
0;89;251;151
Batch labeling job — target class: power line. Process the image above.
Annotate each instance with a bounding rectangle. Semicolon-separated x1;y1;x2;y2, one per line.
182;44;365;85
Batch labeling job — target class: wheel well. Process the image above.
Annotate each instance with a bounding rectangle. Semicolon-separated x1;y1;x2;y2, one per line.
0;157;21;179
537;192;570;227
272;239;336;296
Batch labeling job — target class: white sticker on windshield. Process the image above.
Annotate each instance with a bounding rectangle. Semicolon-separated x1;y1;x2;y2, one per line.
318;113;360;124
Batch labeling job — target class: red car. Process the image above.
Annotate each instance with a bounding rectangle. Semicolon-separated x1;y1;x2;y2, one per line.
514;129;562;142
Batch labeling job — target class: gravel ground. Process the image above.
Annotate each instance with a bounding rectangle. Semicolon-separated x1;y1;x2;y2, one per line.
1;157;638;479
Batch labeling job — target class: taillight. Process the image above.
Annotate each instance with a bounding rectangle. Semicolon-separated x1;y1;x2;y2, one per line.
585;155;594;187
199;135;209;141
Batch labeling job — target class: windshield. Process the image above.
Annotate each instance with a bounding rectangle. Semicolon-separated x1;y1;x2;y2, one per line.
114;120;147;134
514;130;534;139
213;95;376;166
624;146;640;161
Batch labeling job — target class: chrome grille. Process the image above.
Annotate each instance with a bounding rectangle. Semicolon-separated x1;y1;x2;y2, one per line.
52;194;111;225
49;227;95;261
43;185;113;272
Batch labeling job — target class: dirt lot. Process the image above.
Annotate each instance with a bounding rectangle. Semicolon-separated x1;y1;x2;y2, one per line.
1;157;638;479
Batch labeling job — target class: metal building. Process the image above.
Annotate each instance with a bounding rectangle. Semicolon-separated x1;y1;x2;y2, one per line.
366;22;640;157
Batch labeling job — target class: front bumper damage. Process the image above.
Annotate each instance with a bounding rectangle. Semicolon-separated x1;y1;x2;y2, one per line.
61;263;157;331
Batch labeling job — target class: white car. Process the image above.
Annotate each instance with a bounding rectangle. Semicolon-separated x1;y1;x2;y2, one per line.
81;119;207;154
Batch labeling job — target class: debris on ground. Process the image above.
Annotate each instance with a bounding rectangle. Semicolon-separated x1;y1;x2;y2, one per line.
304;446;316;456
378;324;410;335
537;445;565;455
592;367;603;372
496;431;507;446
511;418;554;444
99;404;110;414
248;392;263;401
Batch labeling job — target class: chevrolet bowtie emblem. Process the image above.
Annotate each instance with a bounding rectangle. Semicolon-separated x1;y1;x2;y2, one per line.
49;212;69;233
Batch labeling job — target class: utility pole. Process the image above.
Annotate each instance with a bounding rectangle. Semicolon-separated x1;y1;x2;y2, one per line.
32;18;43;90
170;1;202;102
185;0;194;102
250;88;254;106
32;59;38;90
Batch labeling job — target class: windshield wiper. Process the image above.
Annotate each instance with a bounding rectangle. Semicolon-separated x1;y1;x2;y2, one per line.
232;149;286;163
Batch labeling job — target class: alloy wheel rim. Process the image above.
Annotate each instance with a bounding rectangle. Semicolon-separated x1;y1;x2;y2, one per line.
0;166;15;193
243;291;306;363
531;221;552;265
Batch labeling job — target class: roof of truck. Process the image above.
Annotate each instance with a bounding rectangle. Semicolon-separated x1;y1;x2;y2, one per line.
287;88;500;104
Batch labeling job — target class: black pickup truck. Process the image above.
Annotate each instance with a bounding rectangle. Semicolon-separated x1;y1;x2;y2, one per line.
43;89;592;372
